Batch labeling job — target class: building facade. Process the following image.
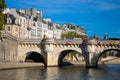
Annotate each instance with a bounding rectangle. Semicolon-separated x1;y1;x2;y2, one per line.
3;8;86;39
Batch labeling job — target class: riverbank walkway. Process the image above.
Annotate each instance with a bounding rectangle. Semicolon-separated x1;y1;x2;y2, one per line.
0;61;86;70
0;62;44;70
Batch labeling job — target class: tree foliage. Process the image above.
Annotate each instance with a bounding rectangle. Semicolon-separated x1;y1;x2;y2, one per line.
101;51;110;58
69;51;79;61
0;0;6;39
61;31;87;39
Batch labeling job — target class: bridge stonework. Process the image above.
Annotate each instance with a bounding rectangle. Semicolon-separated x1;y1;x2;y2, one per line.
1;33;120;67
40;38;120;67
17;39;42;62
83;39;120;67
41;38;83;66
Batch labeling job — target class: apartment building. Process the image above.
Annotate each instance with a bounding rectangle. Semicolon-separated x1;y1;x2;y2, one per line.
4;9;20;38
3;8;86;39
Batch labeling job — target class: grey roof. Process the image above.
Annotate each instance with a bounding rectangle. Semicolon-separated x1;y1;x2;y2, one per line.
4;14;16;24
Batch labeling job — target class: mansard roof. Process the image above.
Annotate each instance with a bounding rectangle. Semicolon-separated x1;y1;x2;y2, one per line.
4;13;16;24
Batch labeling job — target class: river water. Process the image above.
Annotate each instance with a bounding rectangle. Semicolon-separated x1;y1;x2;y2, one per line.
0;64;120;80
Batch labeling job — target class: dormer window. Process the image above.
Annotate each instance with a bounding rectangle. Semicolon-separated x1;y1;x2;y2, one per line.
7;19;11;24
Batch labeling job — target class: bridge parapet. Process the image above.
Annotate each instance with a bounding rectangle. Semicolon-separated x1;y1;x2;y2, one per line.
84;39;97;45
95;40;120;47
54;39;83;44
18;39;41;48
18;39;73;44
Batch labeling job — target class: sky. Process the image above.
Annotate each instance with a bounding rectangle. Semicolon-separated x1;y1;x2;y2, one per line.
5;0;120;38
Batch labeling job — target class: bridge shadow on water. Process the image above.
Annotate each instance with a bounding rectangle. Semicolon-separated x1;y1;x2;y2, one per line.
59;62;73;66
58;61;86;67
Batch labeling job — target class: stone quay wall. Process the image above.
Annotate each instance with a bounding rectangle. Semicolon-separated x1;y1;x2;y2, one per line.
0;32;18;62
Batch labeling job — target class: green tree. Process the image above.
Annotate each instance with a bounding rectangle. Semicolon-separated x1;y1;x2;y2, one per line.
69;51;79;61
101;51;110;58
66;31;77;38
61;31;87;39
61;32;66;39
0;0;6;40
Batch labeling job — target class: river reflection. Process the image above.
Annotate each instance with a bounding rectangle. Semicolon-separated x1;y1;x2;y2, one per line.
0;64;120;80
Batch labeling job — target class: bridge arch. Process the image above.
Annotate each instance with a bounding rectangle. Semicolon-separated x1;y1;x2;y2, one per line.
25;51;45;65
58;49;84;66
93;49;120;67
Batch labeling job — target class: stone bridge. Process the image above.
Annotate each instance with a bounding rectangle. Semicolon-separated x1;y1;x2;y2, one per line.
17;38;120;67
0;32;120;67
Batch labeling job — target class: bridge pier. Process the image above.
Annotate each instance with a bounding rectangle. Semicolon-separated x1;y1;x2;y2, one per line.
84;39;97;68
41;38;58;66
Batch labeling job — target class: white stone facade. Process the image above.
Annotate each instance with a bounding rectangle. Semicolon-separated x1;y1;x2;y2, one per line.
3;8;86;40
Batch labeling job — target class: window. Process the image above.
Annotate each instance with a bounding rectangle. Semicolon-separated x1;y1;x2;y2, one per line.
33;22;36;26
20;18;22;22
7;19;11;24
24;19;26;23
8;26;10;31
